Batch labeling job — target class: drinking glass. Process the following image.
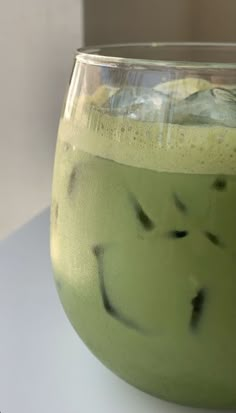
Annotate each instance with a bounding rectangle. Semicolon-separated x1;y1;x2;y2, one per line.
51;43;236;409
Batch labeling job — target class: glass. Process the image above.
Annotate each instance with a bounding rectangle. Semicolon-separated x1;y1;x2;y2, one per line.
51;43;236;409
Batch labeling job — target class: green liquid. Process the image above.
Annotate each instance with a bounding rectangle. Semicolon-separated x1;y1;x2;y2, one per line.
51;112;236;408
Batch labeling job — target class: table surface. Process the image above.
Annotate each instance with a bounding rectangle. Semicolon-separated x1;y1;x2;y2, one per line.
0;209;228;413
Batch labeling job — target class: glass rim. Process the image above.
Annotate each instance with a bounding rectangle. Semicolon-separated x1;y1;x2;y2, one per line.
76;42;236;70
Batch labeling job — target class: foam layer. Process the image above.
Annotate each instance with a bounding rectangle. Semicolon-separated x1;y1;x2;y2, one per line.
59;96;236;175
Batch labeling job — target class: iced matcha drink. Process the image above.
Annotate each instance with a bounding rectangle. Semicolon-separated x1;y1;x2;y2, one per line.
51;79;236;408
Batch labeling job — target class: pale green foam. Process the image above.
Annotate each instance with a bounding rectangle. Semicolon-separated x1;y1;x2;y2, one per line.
58;99;236;175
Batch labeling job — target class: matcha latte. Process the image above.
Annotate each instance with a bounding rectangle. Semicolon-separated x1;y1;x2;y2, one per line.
51;56;236;409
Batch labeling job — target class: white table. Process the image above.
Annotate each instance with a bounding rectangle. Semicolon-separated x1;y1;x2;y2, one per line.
0;209;228;413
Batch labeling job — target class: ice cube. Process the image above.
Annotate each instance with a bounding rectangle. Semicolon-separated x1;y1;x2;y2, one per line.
102;87;171;122
154;77;212;100
172;87;236;127
89;85;119;106
89;83;236;127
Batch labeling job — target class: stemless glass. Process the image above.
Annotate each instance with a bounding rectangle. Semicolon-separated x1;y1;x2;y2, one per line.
51;43;236;409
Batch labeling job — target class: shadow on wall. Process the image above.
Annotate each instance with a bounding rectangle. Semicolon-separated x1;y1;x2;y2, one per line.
84;0;236;45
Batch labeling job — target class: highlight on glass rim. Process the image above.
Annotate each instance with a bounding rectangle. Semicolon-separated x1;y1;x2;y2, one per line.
51;43;236;409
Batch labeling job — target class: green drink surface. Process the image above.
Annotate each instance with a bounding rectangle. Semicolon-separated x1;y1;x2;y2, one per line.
51;101;236;408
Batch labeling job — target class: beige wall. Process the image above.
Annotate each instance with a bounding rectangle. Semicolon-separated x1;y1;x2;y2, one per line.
0;0;83;239
85;0;236;44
